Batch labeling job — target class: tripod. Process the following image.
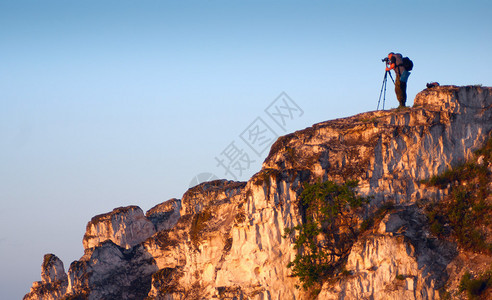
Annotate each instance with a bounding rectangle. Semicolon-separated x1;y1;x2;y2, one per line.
377;70;395;110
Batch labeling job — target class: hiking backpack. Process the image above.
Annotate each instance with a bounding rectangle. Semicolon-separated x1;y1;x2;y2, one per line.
402;57;413;71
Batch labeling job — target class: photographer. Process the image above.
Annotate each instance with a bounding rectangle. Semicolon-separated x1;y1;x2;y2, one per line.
384;52;411;107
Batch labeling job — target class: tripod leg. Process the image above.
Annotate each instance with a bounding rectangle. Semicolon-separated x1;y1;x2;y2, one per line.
388;71;395;84
377;71;388;111
383;74;387;110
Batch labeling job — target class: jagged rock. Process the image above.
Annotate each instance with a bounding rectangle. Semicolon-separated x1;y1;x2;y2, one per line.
144;180;246;270
65;240;158;299
41;254;68;285
146;198;181;231
24;254;68;300
179;180;246;215
318;205;457;299
144;179;252;297
213;170;307;299
83;205;156;250
25;86;492;300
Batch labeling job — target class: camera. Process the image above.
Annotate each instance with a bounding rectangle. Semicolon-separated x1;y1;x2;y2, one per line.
381;57;390;63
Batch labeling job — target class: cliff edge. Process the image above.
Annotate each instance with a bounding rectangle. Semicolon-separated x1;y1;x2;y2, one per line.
25;85;492;300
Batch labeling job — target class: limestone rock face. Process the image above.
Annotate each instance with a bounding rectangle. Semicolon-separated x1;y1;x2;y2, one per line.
140;175;307;299
318;205;456;300
41;254;67;285
263;85;492;204
146;198;181;231
212;171;308;299
83;205;156;250
25;86;492;299
66;241;158;299
143;180;248;277
179;180;245;215
24;254;68;300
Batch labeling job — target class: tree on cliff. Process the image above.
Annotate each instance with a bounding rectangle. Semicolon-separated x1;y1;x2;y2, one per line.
285;180;368;290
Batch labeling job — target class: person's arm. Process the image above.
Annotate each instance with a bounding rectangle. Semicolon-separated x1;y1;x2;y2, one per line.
386;63;395;72
385;56;397;71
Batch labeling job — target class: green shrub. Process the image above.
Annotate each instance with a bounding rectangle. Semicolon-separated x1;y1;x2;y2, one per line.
424;184;491;252
285;180;368;290
458;271;491;299
396;274;405;280
423;162;488;189
422;137;492;253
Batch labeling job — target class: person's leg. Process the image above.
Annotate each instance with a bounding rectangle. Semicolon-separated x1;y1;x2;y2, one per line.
395;78;406;107
400;81;407;107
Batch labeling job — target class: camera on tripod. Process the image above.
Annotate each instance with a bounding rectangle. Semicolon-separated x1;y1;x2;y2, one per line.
377;57;395;110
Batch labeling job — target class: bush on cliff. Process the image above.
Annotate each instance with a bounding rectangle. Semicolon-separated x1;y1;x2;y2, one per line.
422;137;492;253
284;180;368;290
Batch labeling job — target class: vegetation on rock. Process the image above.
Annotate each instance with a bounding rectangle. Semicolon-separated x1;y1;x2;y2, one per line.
458;270;492;299
189;210;212;249
422;137;492;253
358;201;395;232
284;180;368;290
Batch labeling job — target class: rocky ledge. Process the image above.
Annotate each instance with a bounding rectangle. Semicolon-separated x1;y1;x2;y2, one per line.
25;85;492;299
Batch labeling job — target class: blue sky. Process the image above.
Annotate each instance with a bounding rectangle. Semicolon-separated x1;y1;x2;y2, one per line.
1;0;491;298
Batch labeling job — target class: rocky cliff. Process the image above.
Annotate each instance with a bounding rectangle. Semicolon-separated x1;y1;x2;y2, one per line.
24;85;492;300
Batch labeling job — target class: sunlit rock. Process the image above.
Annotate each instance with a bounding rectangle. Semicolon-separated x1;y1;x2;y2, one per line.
25;86;492;299
83;205;156;250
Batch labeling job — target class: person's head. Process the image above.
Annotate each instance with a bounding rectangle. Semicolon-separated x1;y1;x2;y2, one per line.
388;52;395;59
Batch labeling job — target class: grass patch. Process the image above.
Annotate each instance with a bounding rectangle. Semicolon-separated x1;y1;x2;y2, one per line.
360;116;379;124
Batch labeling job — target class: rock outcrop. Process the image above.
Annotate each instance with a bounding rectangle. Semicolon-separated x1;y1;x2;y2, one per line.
83;206;156;250
66;241;158;299
24;254;68;300
25;85;492;299
146;198;181;231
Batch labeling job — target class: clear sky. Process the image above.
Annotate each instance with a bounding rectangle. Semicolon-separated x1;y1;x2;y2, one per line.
1;0;491;298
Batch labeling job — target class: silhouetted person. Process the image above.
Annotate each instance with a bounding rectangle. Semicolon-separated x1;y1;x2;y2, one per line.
385;52;411;107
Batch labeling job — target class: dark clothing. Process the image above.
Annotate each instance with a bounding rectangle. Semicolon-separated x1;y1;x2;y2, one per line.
390;53;405;78
395;77;407;107
388;52;409;107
